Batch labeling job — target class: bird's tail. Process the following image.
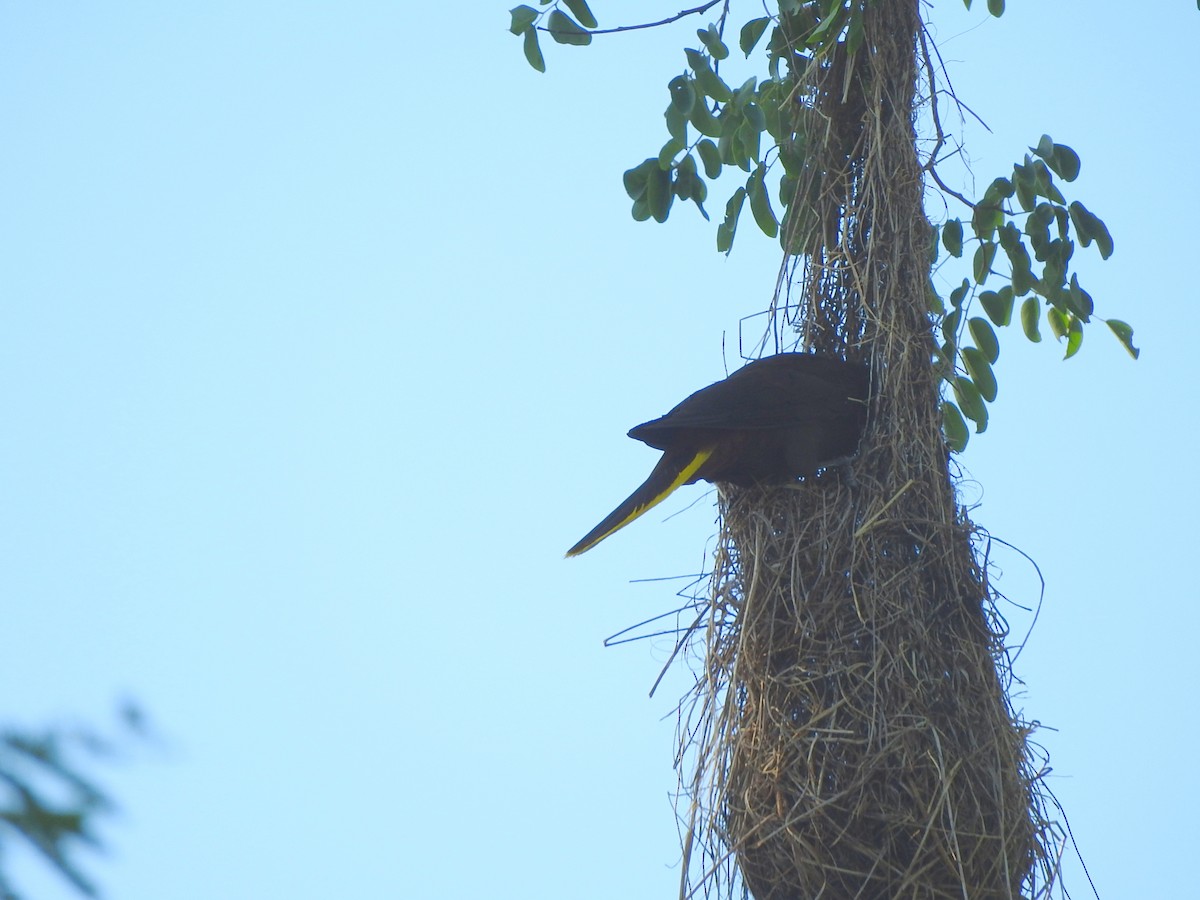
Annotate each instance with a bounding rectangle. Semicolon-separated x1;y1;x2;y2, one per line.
565;448;713;557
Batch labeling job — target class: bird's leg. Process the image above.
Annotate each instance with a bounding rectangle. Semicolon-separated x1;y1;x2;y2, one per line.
818;452;858;469
821;452;860;487
841;462;859;488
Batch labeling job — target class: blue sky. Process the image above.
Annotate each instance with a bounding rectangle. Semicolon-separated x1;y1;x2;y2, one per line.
1;2;1197;898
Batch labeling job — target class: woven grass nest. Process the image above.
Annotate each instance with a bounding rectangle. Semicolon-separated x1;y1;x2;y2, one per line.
674;464;1063;899
669;3;1067;897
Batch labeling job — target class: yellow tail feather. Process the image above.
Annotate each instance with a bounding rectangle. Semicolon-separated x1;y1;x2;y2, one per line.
565;447;714;557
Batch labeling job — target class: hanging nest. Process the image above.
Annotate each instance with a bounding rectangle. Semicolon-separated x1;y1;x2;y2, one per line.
677;475;1063;899
674;2;1064;898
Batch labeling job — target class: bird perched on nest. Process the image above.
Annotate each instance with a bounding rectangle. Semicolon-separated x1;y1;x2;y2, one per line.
566;353;870;557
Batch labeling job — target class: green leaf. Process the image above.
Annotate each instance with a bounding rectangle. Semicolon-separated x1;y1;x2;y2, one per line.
1066;273;1094;321
1014;170;1035;212
972;240;997;284
1106;319;1140;359
736;118;762;167
809;4;846;42
665;105;688;145
942;219;964;257
716;224;733;252
697;139;722;178
1039;239;1072;292
622;158;656;200
1025;205;1053;262
766;26;788;79
731;76;757;106
509;5;538;35
658;137;684;168
1051;204;1070;239
979;288;1014;326
1020;296;1042;342
758;82;783;140
631;196;651;222
926;284;946;315
674;157;708;218
697;25;729;60
971;203;1003;240
1046;307;1067;340
673;154;697;193
668;75;696;115
846;8;865;54
933;344;955;380
1029;160;1066;204
981;176;1015;206
949;279;970;308
717;187;746;254
685;49;732;101
942;307;962;347
688;100;722;137
743;101;766;134
547;10;591;45
968;317;999;363
562;0;597;29
1006;240;1035;295
1032;135;1081;182
522;26;545;72
962;347;998;402
942;401;969;452
778;173;795;208
718;128;747;172
778;137;806;176
997;221;1021;252
1064;315;1084;359
953;376;988;432
1053;144;1080;182
739;17;771;56
686;166;708;219
987;0;1005;16
1068;200;1114;258
746;166;778;238
646;164;673;223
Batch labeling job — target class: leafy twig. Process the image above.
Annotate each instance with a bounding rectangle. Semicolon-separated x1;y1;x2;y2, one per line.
548;0;724;36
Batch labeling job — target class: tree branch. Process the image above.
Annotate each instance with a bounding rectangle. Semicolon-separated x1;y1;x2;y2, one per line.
541;0;723;37
918;24;975;211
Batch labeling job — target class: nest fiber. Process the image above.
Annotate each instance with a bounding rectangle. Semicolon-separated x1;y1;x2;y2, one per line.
675;3;1062;897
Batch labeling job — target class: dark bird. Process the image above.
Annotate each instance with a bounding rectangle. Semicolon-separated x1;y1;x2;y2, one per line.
566;353;870;557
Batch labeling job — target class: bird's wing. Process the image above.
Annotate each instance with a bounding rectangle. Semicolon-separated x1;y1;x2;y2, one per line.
629;355;868;448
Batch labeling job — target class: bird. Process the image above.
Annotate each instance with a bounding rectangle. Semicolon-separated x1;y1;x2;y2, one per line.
566;353;870;557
